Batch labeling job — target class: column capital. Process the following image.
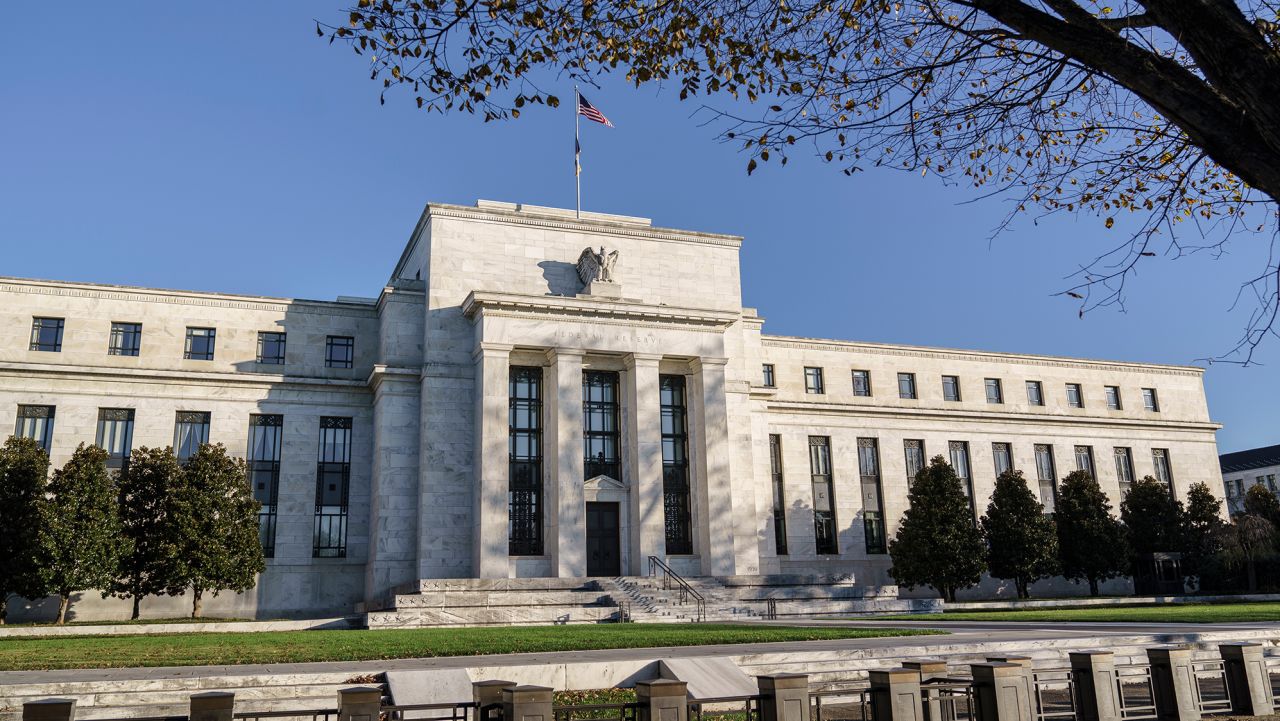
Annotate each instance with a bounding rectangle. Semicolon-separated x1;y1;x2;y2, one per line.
473;342;514;361
545;347;587;364
690;356;729;372
623;352;664;369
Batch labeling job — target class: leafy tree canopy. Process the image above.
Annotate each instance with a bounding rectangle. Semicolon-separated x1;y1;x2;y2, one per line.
1055;470;1129;595
111;446;186;620
980;469;1058;598
0;437;49;624
1120;475;1185;555
889;455;987;601
1243;483;1280;527
1181;481;1226;582
324;0;1280;360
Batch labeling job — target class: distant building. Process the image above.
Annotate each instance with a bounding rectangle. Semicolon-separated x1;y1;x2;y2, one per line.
1221;444;1280;514
2;200;1224;620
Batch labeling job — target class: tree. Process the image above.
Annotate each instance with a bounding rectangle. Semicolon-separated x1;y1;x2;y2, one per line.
39;445;129;625
1055;471;1130;595
0;437;49;624
323;0;1280;360
173;444;265;618
1120;476;1185;556
980;470;1059;599
1221;513;1275;592
1243;484;1280;528
1181;482;1227;584
111;447;184;620
889;455;987;602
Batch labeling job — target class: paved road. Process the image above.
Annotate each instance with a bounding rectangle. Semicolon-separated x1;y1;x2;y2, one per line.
3;619;1278;686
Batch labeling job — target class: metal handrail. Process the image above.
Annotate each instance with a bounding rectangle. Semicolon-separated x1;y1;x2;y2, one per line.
648;555;706;622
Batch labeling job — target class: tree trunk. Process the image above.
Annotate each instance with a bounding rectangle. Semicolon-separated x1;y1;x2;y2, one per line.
1017;578;1029;599
1088;577;1100;596
1247;558;1258;592
131;595;141;621
192;589;203;619
57;594;71;625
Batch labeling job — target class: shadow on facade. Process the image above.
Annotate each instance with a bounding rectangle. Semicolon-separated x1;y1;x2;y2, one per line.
538;261;579;296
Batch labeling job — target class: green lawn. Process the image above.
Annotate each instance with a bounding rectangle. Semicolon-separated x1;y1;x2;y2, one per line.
0;623;939;671
875;601;1280;624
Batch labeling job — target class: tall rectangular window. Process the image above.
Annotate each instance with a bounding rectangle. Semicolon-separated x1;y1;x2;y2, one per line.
326;336;355;368
660;374;693;555
1105;385;1123;410
184;327;216;361
898;372;917;399
96;408;135;472
29;317;64;352
804;367;825;394
1034;444;1057;512
1152;448;1173;491
942;375;961;402
509;366;543;556
1075;445;1096;477
949;440;974;509
1114;447;1135;497
108;322;142;356
762;364;775;388
248;414;283;557
769;434;787;555
852;370;872;397
314;417;352;558
1026;380;1044;406
173;411;211;463
992;442;1013;477
858;438;886;555
1066;383;1084;408
15;405;55;455
257;331;287;365
985;378;1004;404
1142;388;1160;412
904;439;926;485
583;371;621;481
809;436;837;554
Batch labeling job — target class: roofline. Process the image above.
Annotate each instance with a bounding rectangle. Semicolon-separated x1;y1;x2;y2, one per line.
762;333;1207;374
0;276;379;312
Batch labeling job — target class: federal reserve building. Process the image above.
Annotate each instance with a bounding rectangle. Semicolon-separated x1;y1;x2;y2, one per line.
1;200;1223;623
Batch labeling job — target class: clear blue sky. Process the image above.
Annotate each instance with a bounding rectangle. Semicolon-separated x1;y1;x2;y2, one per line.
1;3;1275;452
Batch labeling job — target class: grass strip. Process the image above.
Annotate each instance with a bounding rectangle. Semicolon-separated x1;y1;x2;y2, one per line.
0;623;939;671
873;601;1280;624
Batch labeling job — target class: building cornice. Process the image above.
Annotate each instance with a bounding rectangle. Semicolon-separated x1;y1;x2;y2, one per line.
763;398;1223;432
0;361;371;392
462;290;740;331
0;277;378;319
762;335;1205;376
427;202;744;249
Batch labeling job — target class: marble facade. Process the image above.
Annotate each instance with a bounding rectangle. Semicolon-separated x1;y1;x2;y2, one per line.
1;200;1223;619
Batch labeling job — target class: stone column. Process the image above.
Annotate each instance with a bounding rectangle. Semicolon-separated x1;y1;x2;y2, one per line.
971;662;1034;721
546;349;586;577
624;353;665;573
365;365;422;604
337;687;382;721
870;668;925;721
1070;651;1121;721
903;661;953;721
190;692;235;721
758;673;810;721
503;686;554;721
637;679;688;721
23;700;75;721
1220;643;1274;716
473;342;513;578
1147;647;1200;721
691;357;736;575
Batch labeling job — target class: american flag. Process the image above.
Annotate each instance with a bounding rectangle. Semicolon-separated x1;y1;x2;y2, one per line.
577;93;614;127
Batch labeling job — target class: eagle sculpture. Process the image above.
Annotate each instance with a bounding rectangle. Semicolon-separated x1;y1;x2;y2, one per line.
576;246;619;285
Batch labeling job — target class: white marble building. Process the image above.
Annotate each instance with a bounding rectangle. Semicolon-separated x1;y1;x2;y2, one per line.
2;200;1223;619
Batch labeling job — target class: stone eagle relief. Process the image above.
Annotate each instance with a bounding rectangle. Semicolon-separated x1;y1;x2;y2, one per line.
576;246;619;286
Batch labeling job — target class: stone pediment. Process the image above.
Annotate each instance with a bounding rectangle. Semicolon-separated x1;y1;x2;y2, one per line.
584;474;627;491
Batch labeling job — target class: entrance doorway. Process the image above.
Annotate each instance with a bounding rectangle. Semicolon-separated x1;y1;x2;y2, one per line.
586;501;621;576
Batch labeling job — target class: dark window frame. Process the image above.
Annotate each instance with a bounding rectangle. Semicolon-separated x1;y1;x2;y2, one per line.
898;372;918;399
108;322;142;357
509;366;544;556
1114;446;1135;496
1142;388;1160;412
313;416;352;558
809;436;838;555
583;370;621;482
803;366;825;394
173;411;211;463
762;363;776;388
1152;448;1174;492
1026;380;1044;406
992;442;1013;477
15;405;56;455
858;438;886;555
769;434;787;555
904;439;926;486
326;335;355;369
248;414;283;557
949;440;975;512
1105;385;1123;410
257;331;287;365
942;375;961;402
96;408;135;472
1034;444;1057;512
661;374;693;555
29;317;64;352
1066;383;1084;408
1075;445;1096;477
851;370;872;397
184;327;216;361
985;378;1004;404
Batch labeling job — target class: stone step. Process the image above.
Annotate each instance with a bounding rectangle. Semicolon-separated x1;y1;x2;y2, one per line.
366;604;623;628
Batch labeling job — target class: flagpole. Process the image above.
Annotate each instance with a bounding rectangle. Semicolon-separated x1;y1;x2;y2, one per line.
575;85;581;219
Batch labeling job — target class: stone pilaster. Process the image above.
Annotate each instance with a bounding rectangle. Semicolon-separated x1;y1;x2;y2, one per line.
692;357;736;575
624;353;665;573
472;342;512;578
546;348;586;577
365;365;422;603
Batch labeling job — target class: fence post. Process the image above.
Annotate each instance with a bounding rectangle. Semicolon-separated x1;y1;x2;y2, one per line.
190;692;235;721
904;660;954;721
757;673;810;721
338;686;383;721
1147;647;1201;721
22;699;76;721
971;662;1034;721
1069;651;1121;721
636;679;688;721
986;656;1035;703
1220;643;1274;716
503;686;554;721
870;668;924;721
475;680;517;721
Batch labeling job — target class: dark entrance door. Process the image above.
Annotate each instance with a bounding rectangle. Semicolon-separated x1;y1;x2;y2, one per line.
586;502;621;576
